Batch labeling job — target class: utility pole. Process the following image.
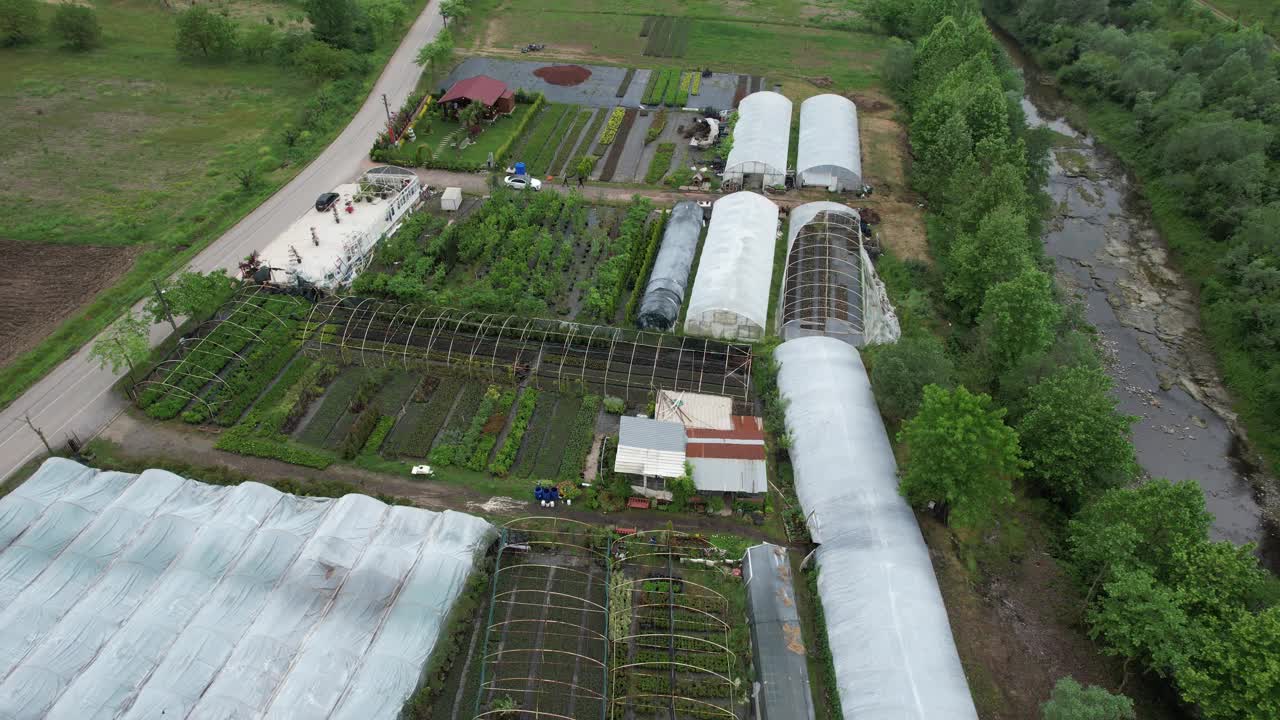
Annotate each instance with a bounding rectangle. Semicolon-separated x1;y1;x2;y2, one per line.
382;93;394;136
22;413;52;455
151;279;177;331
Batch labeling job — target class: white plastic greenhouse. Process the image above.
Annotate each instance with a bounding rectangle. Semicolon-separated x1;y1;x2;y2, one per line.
774;337;978;720
684;191;779;340
0;458;493;720
724;91;793;189
797;94;862;191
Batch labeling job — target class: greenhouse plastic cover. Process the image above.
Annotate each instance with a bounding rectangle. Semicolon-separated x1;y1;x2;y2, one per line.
774;337;978;720
637;201;704;330
785;201;860;257
725;91;793;178
797;94;862;189
684;192;779;337
0;458;493;720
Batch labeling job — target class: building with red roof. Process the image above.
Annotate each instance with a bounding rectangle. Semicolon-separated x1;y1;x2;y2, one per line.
439;75;515;115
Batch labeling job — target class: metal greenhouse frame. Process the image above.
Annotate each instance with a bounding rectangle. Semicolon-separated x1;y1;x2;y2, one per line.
134;286;311;413
779;203;867;346
299;298;755;401
473;518;612;720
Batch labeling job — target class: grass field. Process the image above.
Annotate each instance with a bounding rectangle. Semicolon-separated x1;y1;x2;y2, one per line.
0;0;426;411
471;0;885;90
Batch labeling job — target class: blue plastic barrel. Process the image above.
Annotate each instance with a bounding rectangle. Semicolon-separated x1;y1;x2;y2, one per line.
514;162;526;176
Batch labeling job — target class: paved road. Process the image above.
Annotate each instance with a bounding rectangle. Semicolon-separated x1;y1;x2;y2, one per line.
0;3;446;484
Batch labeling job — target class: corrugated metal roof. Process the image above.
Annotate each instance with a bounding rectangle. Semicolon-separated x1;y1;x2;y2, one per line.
616;447;687;478
685;415;764;440
742;543;816;720
655;390;733;430
618;416;687;452
689;457;767;493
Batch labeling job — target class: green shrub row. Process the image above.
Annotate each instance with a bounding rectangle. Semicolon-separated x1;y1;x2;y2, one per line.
690;72;701;95
142;296;284;419
616;67;637;98
206;337;303;426
489;388;538;475
598;107;627;145
493;93;544;167
675;72;692;106
533;397;578;477
642;69;667;105
581;198;654;322
558;394;600;480
523;104;573;174
549;109;595;177
512;392;557;477
466;387;516;471
361;416;395;456
644;109;667;144
662;69;682;106
386;376;463;457
341;407;382;460
644;142;676;184
216;424;335;469
296;369;370;447
427;383;488;467
624;210;667;323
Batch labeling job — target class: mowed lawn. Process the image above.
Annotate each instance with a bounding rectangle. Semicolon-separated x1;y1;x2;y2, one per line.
471;0;886;90
0;0;319;245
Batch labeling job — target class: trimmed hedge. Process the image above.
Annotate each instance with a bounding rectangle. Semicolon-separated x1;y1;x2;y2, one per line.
625;210;667;323
645;109;667;144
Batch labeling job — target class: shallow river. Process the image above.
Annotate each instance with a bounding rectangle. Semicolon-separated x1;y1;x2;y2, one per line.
993;27;1279;570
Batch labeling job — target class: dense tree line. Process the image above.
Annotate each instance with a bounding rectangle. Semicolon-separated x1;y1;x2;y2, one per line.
983;0;1280;471
862;1;1278;717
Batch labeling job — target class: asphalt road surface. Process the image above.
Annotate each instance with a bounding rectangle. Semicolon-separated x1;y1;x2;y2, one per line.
0;3;446;483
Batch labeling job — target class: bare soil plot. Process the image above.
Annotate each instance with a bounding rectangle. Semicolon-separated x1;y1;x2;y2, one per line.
0;239;140;366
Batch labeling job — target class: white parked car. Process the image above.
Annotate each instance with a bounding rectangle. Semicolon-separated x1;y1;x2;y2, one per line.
503;174;542;191
411;465;434;477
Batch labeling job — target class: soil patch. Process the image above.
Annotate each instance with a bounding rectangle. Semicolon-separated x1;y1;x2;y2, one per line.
533;64;593;86
0;239;140;367
847;92;892;114
920;513;1182;719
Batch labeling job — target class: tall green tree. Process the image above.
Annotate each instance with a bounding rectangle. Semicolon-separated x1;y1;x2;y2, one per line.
1016;365;1137;511
358;0;407;41
944;203;1034;319
175;6;237;61
51;4;101;51
145;270;236;327
440;0;470;27
867;334;954;423
90;313;151;380
0;0;39;46
306;0;357;48
897;384;1021;529
1068;480;1212;604
1175;606;1280;720
1088;568;1190;683
1041;677;1135;720
980;268;1061;371
415;28;453;69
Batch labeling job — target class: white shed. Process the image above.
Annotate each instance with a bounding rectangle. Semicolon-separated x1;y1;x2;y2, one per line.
614;416;687;479
724;91;793;189
797;94;862;191
684;192;779;341
441;186;462;211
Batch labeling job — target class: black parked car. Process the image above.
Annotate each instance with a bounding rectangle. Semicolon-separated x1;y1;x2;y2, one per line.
315;192;340;212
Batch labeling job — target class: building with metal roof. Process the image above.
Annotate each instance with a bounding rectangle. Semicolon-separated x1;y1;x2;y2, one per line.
797;94;862;192
774;337;978;720
0;458;493;720
655;389;734;430
724;91;793;189
685;416;767;494
684;192;780;341
742;543;816;720
614;416;687;479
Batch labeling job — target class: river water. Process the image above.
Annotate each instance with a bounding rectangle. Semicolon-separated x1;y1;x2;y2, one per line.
992;26;1279;570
